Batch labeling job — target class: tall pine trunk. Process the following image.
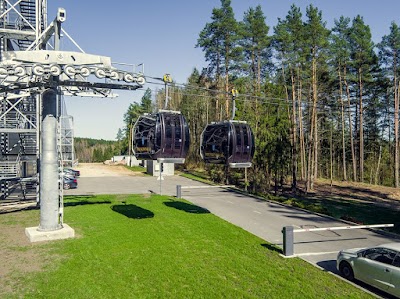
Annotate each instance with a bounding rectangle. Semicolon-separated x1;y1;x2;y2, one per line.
290;69;298;191
358;68;364;182
224;44;230;119
312;55;318;190
344;67;357;181
338;68;347;180
298;69;306;181
394;73;399;188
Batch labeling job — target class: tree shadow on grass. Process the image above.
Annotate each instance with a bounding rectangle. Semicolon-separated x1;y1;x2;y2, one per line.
64;195;114;207
164;201;210;214
65;200;112;207
64;195;97;200
111;204;154;219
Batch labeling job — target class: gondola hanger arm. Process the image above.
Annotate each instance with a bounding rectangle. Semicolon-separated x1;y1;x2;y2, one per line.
163;73;172;110
231;88;238;120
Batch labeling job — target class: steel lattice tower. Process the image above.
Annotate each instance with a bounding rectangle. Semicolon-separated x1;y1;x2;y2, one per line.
0;0;47;202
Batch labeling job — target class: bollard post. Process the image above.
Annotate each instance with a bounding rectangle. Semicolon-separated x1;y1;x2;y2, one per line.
282;226;294;256
176;185;181;198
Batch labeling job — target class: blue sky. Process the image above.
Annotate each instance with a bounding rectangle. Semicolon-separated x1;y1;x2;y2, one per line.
47;0;400;140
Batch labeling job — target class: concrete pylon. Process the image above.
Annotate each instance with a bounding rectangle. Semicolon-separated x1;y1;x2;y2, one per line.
25;89;74;242
38;114;60;231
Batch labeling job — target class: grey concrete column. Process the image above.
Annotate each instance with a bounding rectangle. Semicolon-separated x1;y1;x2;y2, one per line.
282;226;294;256
39;115;60;231
38;88;61;231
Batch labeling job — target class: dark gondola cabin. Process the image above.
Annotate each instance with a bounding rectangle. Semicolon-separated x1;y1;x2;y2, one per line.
133;110;190;163
200;120;255;168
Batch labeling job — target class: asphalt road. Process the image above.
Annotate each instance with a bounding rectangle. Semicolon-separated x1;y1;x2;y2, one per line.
65;174;399;298
65;175;205;196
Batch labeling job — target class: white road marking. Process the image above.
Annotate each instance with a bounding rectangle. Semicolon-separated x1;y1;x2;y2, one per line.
294;251;338;257
253;210;262;214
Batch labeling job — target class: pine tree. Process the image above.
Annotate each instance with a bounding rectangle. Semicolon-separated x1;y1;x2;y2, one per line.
180;69;212;166
303;5;330;190
272;5;304;190
196;0;240;119
239;5;271;93
92;148;102;162
378;22;400;187
140;88;153;112
116;128;123;141
331;16;354;181
349;15;378;182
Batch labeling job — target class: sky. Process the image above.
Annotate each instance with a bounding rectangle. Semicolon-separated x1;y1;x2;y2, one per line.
46;0;400;140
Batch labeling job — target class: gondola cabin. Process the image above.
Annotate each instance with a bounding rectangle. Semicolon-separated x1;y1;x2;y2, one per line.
200;120;255;168
133;110;190;163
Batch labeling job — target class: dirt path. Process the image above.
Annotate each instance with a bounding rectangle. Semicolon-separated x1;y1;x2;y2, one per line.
74;163;143;177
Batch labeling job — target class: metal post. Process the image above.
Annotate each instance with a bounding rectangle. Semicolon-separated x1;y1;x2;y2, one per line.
128;124;132;167
282;226;294;257
159;162;163;195
231;89;238;120
38;89;61;231
225;164;229;185
39;114;61;231
245;167;248;192
54;20;61;51
163;74;172;109
165;82;168;109
176;185;181;198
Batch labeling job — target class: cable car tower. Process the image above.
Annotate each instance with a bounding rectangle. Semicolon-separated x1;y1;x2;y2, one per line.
0;1;146;241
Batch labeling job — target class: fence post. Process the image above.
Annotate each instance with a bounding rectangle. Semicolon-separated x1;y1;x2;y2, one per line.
282;226;294;257
176;185;181;198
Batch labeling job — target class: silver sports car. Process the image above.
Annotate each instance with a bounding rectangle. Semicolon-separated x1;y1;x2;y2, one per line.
337;243;400;297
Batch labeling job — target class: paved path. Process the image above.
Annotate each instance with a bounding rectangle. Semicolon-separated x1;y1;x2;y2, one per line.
181;187;398;271
65;175;205;196
65;173;399;297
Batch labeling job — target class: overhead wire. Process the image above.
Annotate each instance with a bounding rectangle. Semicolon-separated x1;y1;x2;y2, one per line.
143;74;395;117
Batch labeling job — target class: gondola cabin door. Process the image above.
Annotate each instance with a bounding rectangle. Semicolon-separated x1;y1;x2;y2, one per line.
200;120;254;168
157;112;190;161
230;122;255;168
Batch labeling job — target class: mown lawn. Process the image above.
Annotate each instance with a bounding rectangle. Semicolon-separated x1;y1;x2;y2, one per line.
2;194;372;298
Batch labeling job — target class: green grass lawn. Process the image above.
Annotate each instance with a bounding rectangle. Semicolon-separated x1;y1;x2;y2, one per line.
125;165;148;174
2;194;372;298
180;171;216;185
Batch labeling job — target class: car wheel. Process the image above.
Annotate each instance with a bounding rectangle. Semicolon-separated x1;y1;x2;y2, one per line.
339;261;354;281
63;183;70;190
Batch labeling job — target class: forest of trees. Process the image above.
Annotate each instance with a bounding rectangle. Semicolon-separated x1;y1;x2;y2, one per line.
74;137;120;163
118;1;400;193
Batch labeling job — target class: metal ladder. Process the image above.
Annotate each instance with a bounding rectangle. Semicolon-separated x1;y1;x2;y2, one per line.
57;118;64;224
17;0;36;50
